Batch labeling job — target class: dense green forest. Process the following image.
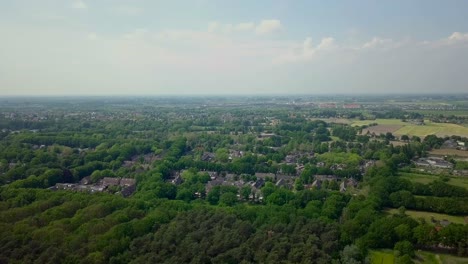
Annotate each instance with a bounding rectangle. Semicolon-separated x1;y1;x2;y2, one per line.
0;97;467;264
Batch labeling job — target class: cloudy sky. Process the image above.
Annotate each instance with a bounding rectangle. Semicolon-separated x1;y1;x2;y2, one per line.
1;0;468;95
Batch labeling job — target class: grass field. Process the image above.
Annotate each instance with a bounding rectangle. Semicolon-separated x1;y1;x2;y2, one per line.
394;121;468;138
386;208;467;225
399;172;468;190
370;250;395;264
371;250;468;264
351;119;468;138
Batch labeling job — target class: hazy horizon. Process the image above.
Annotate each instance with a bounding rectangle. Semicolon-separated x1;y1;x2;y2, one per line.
1;1;468;96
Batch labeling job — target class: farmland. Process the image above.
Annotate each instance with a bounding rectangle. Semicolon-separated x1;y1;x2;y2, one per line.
351;119;468;138
430;149;468;159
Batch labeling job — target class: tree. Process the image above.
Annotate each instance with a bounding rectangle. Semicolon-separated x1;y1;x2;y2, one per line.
219;192;238;206
394;240;415;257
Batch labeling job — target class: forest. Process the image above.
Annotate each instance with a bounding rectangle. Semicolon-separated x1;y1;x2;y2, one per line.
0;96;467;264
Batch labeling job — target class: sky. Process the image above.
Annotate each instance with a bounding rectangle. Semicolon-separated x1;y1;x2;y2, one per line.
1;0;468;96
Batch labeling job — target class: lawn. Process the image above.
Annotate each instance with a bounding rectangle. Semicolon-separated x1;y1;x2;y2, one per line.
370;250;395;264
386;208;466;225
399;172;468;190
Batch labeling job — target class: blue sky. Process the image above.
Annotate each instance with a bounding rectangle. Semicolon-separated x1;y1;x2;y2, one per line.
1;0;468;95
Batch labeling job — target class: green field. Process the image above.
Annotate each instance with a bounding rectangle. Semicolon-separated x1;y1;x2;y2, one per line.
371;250;468;264
351;119;468;137
399;172;468;190
395;121;468;138
370;250;395;264
386;208;466;225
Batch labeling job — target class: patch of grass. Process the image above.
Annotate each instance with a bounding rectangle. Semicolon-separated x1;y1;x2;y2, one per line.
370;250;395;264
386;208;466;225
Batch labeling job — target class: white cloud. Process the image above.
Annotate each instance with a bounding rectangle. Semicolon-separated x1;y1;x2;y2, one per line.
317;37;336;50
362;37;392;49
255;19;282;35
72;0;87;9
447;32;468;43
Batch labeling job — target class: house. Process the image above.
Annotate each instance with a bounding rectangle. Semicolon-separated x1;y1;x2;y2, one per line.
102;177;121;187
171;175;183;185
340;178;358;193
439;219;451;227
80;176;91;185
121;185;136;197
275;178;288;188
206;178;224;193
315;175;338;181
201;152;215;161
204;171;218;180
255;173;275;179
120;178;136;187
415;157;453;169
251;178;265;189
339;181;347;192
442;139;458;149
311;179;322;188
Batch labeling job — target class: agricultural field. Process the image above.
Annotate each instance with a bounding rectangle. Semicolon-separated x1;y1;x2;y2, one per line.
386;208;467;225
352;119;468;138
430;149;468;159
362;125;404;136
399;172;468;190
395;122;468;138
